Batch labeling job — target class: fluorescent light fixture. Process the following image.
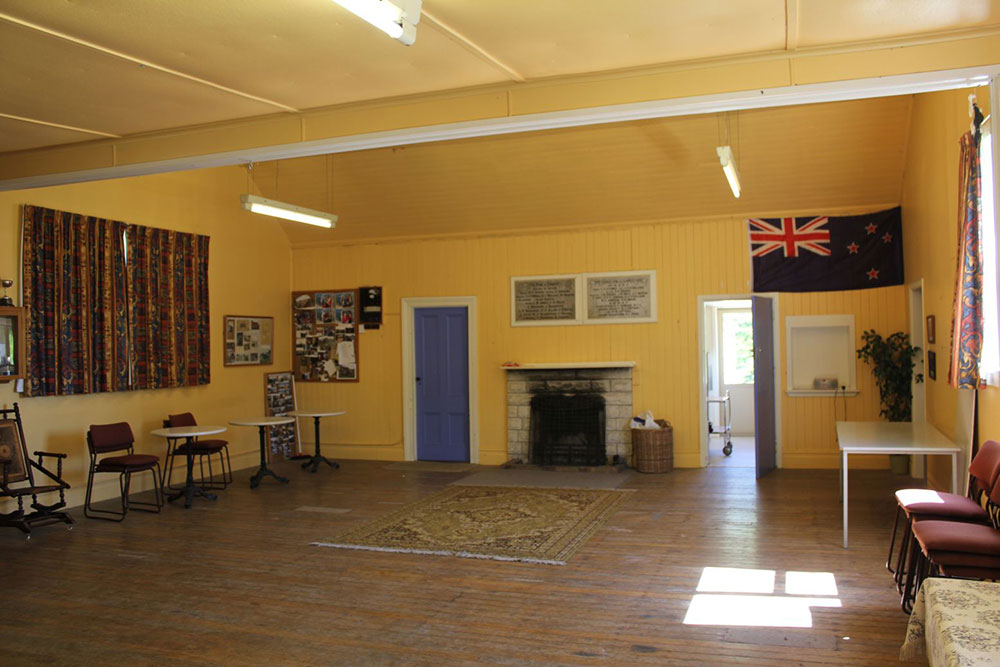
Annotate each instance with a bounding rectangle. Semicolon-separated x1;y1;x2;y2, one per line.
332;0;422;45
240;195;337;229
716;145;742;199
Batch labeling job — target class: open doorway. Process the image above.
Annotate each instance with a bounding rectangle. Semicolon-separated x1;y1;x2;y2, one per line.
703;299;756;467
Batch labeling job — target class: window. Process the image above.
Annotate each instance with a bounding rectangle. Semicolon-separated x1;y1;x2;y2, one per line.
720;309;754;385
981;119;998;385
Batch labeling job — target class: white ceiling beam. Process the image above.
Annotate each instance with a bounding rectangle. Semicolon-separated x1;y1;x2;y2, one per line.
1;64;997;192
0;12;301;114
0;112;120;138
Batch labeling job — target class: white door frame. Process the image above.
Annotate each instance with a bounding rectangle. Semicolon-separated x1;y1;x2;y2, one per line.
697;293;782;468
401;296;480;463
908;279;928;478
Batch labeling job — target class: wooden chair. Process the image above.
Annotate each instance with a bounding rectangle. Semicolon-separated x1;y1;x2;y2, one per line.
85;422;163;521
162;413;232;490
0;403;73;538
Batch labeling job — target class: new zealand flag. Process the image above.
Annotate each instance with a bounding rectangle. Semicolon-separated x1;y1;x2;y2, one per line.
748;206;903;293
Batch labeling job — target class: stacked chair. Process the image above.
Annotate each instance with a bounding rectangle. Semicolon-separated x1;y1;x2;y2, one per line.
892;440;1000;611
162;413;232;491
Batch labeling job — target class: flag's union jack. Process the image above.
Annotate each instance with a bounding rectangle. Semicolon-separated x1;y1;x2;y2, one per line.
749;216;831;258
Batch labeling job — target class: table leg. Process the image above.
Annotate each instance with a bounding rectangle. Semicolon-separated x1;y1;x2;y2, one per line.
250;425;290;488
842;451;849;549
952;452;960;495
166;437;217;508
301;416;340;473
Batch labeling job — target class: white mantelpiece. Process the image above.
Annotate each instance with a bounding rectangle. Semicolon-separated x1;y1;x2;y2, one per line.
502;361;635;370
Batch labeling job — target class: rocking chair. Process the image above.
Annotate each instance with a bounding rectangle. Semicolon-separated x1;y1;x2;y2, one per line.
0;403;73;539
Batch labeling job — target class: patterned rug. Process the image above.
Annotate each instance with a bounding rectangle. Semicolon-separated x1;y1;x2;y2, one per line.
311;485;628;565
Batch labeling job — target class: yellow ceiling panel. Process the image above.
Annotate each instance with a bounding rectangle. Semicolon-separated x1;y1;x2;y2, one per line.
261;95;913;246
425;0;787;78
0;21;280;136
797;0;1000;47
0;0;509;111
0;116;102;153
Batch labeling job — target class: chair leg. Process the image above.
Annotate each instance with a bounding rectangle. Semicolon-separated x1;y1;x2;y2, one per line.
223;447;233;485
894;517;913;593
887;505;902;573
901;534;921;613
83;468;128;522
128;467;163;513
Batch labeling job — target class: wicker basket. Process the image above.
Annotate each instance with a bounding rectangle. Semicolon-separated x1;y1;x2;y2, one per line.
631;419;673;473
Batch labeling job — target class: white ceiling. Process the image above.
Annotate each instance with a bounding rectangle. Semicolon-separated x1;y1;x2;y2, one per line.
2;0;999;155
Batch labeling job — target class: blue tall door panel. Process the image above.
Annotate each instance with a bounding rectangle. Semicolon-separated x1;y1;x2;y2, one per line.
415;307;470;462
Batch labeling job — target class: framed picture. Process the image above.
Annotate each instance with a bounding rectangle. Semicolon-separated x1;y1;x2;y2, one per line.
224;316;274;366
928;350;937;380
264;371;300;459
0;419;28;483
292;289;359;382
926;315;936;344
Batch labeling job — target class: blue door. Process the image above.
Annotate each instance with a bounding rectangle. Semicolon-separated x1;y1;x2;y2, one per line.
415;307;470;462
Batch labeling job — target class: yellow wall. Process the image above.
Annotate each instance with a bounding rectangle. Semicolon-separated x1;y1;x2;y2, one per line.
293;213;896;468
901;86;993;489
0;166;292;510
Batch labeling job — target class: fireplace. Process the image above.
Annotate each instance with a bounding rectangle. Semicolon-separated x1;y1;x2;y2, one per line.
530;393;606;465
505;363;634;465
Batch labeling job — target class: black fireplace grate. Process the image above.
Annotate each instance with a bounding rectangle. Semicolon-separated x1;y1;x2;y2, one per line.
529;393;606;466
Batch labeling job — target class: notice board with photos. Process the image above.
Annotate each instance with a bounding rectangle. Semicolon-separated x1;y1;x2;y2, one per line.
292;289;359;382
511;270;656;326
264;371;300;458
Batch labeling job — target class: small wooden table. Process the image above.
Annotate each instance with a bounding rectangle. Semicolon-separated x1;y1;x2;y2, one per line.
150;425;227;508
835;421;960;548
230;417;294;488
289;410;345;473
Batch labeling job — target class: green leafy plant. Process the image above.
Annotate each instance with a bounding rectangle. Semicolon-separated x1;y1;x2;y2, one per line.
856;330;924;422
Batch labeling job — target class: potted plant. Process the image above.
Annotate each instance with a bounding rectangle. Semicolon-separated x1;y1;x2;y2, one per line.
856;329;924;473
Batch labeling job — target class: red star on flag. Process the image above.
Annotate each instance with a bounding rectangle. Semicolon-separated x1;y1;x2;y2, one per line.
847;242;860;254
865;223;878;235
882;232;893;244
867;267;880;280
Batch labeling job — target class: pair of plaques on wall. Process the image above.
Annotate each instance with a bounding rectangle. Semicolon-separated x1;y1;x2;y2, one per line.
512;270;657;326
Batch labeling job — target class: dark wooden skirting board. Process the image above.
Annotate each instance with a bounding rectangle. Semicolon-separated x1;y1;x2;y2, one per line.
3;461;913;664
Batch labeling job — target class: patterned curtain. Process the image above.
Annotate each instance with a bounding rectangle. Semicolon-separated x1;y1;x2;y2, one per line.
948;106;985;389
127;224;211;389
21;206;129;396
21;206;210;396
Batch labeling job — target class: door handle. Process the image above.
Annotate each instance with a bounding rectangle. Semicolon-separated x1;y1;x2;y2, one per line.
416;376;422;382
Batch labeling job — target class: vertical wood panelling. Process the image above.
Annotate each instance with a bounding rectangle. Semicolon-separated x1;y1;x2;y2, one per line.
293;214;896;467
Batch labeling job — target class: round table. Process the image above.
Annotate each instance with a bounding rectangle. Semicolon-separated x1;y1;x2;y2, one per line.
229;417;294;488
289;410;345;473
150;425;227;508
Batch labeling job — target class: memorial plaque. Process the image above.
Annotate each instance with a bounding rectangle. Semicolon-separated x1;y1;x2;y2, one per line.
513;278;577;324
586;272;655;322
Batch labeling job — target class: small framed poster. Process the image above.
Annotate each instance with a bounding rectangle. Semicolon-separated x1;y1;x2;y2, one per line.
224;315;274;366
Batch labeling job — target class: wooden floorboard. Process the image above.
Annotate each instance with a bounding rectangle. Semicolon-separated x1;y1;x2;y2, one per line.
3;461;917;665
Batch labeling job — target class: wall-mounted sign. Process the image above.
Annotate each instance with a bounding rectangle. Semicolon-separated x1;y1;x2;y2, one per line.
511;270;656;327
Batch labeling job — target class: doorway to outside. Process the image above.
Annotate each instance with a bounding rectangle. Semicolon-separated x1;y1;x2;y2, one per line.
698;294;780;476
704;300;756;467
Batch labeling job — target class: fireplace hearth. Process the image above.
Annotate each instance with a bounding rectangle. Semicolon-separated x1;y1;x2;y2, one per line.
505;364;634;465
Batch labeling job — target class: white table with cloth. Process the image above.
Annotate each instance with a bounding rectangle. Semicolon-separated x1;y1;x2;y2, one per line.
900;577;1000;664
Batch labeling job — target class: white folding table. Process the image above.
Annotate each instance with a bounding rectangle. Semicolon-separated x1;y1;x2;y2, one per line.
835;421;961;548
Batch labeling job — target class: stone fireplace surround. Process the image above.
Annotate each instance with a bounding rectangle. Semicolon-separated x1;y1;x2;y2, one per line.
505;363;634;465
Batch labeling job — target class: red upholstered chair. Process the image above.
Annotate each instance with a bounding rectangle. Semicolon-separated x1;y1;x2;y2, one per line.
901;476;1000;612
85;422;163;521
163;413;232;490
887;440;1000;590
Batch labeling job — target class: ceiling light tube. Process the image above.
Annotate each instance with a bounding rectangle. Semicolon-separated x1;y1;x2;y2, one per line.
716;145;742;199
332;0;421;45
240;195;337;228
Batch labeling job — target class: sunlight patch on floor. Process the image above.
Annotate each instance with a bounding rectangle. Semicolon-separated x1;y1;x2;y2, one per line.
684;567;841;628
